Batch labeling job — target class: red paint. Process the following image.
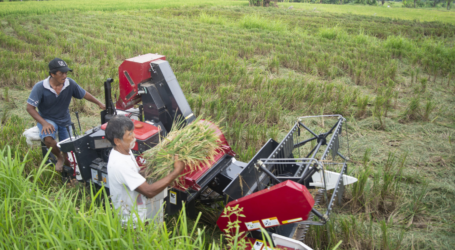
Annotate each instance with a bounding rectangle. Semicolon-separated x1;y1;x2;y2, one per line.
217;180;315;234
116;53;166;110
136;155;146;168
101;120;159;150
131;120;159;141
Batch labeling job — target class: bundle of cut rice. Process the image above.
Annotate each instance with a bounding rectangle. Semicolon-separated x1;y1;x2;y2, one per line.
142;118;222;185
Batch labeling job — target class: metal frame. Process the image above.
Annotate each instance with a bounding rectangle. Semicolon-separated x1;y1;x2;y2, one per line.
253;115;350;226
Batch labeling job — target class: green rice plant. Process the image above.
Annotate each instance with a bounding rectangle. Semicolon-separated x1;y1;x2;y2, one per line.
422;99;435;121
355;68;362;85
338;215;375;249
196;96;203;117
447;71;453;87
267;56;280;74
354;31;369;45
362;148;372;166
0;115;42;171
384;35;414;57
402;96;421;121
373;95;386;130
3;86;9;102
199;12;226;25
238;14;287;32
305;217;338;249
402;181;429;228
0;110;8;125
318;27;341;40
415;67;420;83
410;69;415;84
375;153;405;214
380;220;404;250
356;95;370;118
420;77;427;93
142;118;223;186
350;165;372;212
0;145;231;249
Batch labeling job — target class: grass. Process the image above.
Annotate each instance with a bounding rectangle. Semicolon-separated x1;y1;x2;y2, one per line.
278;2;455;24
0;1;454;249
199;12;227;25
0;0;247;17
0;146;233;249
239;14;287;31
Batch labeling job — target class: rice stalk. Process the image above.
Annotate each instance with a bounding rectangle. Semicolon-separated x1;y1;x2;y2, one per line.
142;117;223;187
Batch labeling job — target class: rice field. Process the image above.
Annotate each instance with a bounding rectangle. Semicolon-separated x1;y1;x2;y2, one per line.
0;1;454;249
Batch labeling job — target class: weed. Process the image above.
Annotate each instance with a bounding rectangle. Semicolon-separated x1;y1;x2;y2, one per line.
220;204;249;249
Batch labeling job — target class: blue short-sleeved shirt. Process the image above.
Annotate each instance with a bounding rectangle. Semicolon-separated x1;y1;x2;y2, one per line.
27;77;86;127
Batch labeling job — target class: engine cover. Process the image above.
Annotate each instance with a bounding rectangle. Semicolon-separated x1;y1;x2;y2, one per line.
116;53;166;110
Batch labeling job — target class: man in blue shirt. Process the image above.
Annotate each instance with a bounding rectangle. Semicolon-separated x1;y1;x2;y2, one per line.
26;58;106;172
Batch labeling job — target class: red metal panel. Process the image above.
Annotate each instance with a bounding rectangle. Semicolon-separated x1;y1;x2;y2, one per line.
100;119;159;147
217;180;315;234
116;53;166;110
131;120;159;141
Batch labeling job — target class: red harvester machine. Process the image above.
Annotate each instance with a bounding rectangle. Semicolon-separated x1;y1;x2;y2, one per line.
52;54;357;250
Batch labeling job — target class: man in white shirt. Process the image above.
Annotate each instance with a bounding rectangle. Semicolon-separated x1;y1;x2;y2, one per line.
105;116;184;224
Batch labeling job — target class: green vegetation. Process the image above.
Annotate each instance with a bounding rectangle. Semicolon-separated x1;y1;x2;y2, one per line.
0;0;245;17
0;146;228;249
0;1;454;249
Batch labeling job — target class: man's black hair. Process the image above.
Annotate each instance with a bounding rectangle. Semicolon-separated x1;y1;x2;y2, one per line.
49;70;58;77
105;116;134;146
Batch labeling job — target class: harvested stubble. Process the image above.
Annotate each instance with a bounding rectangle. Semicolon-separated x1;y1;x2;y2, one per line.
142;119;222;185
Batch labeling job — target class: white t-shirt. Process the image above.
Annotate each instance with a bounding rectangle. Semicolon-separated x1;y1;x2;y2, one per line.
107;149;147;225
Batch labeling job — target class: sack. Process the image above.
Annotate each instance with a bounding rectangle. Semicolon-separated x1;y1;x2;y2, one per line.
23;126;41;147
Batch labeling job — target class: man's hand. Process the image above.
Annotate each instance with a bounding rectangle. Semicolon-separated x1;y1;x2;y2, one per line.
41;121;55;135
173;155;185;174
136;155;186;199
83;92;106;110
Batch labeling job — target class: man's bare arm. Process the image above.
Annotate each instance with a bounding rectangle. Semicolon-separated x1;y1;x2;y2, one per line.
26;104;54;134
83;92;106;110
136;156;185;199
